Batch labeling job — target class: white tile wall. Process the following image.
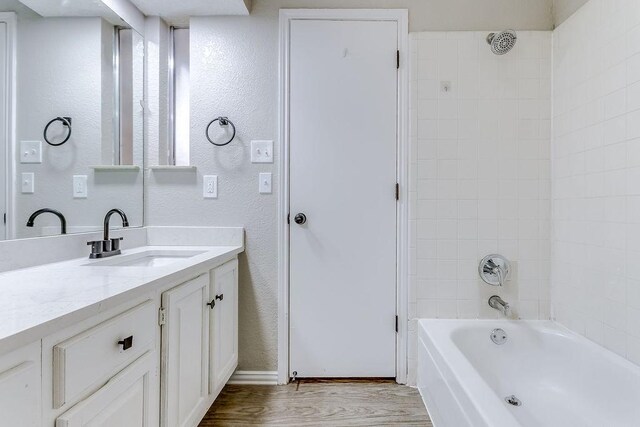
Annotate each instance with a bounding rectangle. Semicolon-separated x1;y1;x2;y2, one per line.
552;0;640;363
408;31;552;382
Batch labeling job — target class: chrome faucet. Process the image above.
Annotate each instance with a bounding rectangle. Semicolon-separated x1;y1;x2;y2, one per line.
26;208;67;234
488;295;510;316
87;209;129;259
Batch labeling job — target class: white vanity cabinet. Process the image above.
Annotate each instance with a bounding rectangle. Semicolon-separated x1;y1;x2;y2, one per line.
160;274;211;427
0;249;241;427
0;341;41;427
160;259;239;427
209;258;239;395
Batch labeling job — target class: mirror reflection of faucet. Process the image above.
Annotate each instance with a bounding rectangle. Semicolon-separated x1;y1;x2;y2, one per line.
26;208;67;235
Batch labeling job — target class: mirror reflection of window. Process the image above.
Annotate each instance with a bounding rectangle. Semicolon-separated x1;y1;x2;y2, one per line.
169;27;190;166
115;27;134;165
0;19;6;241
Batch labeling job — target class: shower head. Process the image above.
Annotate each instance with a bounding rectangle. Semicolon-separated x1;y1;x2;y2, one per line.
486;30;517;55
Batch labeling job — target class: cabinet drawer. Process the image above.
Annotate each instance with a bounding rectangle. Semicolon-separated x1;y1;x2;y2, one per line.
55;351;157;427
53;300;156;409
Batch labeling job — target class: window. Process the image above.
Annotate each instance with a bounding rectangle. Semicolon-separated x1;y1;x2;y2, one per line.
168;27;190;166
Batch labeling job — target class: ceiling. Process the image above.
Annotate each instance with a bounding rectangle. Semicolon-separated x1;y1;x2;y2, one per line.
18;0;131;26
553;0;589;27
16;0;251;27
130;0;251;25
9;0;589;34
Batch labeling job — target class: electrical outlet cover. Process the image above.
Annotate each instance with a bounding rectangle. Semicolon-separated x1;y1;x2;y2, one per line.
73;175;88;198
203;175;218;198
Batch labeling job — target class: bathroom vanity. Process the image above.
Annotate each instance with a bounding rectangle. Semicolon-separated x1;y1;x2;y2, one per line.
0;227;243;427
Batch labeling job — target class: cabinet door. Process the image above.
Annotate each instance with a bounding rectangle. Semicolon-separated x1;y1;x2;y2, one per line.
161;274;210;427
210;258;238;394
0;341;41;427
55;351;157;427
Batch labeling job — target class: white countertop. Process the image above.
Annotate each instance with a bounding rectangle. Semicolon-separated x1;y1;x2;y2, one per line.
0;244;243;352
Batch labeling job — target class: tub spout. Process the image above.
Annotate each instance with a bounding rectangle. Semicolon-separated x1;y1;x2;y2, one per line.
488;295;510;316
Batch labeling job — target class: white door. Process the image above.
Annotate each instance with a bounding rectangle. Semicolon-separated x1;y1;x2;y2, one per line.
209;258;238;394
161;275;209;427
289;19;398;378
0;22;7;240
56;351;157;427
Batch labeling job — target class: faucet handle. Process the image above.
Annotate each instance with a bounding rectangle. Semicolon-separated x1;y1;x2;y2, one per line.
479;254;511;286
87;240;104;257
110;237;123;251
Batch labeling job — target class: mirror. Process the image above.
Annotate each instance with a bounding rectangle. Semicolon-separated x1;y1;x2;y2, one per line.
0;0;144;240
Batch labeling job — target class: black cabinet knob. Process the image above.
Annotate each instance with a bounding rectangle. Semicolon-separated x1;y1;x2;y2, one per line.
215;294;224;301
118;336;133;351
207;300;215;309
294;213;307;225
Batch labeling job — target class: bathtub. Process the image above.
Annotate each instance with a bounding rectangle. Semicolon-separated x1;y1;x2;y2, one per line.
418;319;640;427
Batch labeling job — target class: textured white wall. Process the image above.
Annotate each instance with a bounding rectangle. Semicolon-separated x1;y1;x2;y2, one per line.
145;0;562;373
14;17;144;238
146;14;278;371
552;0;640;363
408;30;552;383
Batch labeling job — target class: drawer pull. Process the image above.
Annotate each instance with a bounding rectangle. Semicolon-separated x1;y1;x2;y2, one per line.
207;300;215;309
118;336;133;351
215;294;224;301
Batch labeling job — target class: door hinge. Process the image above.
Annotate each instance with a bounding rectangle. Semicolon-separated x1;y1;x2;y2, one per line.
158;307;166;326
287;213;290;225
395;315;399;333
396;50;400;69
2;213;5;224
395;183;399;201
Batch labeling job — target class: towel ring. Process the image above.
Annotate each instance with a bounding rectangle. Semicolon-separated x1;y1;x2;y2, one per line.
44;117;72;147
206;116;236;146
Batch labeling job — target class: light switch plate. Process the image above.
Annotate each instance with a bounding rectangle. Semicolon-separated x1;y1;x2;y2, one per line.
20;141;42;164
73;175;88;198
203;175;218;198
251;140;274;164
21;173;34;193
259;172;272;194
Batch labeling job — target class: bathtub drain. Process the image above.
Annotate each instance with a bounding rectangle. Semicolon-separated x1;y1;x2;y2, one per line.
490;328;507;345
505;395;522;406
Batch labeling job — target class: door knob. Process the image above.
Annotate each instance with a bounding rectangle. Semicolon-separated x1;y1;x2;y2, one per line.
294;213;307;225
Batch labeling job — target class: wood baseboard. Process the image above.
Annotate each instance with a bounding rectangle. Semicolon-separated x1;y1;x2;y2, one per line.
227;370;278;385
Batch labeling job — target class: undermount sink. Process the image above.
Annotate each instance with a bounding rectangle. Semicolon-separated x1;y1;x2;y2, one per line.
85;249;206;267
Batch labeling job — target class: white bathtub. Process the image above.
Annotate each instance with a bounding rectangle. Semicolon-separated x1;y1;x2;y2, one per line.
418;319;640;427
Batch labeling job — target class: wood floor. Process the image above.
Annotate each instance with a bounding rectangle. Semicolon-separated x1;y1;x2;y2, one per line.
199;379;432;426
